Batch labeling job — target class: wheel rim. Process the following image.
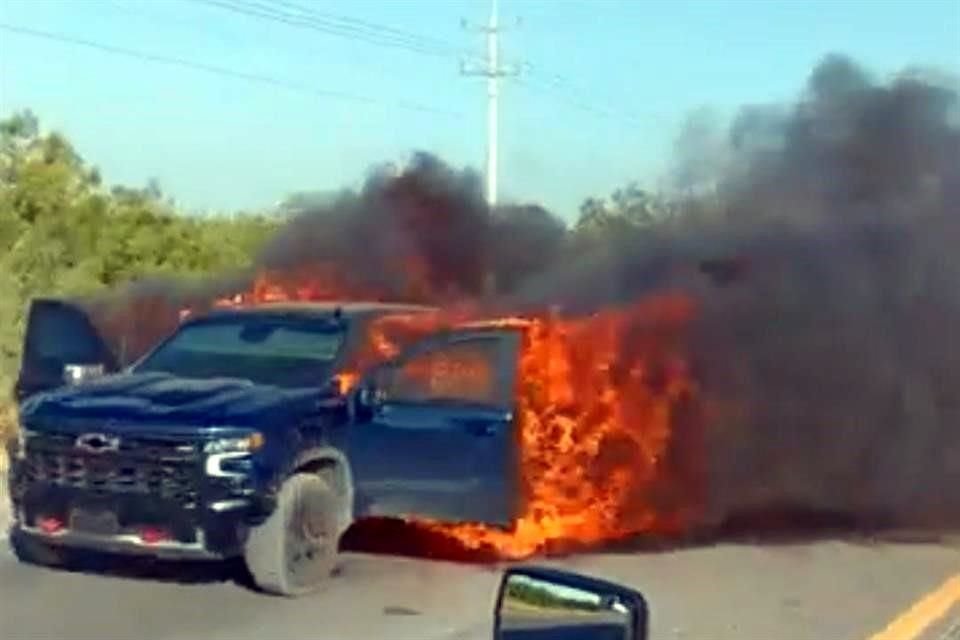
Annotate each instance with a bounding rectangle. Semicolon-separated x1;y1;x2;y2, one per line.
286;494;334;588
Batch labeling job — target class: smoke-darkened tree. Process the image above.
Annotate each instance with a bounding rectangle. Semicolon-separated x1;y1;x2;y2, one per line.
491;204;567;295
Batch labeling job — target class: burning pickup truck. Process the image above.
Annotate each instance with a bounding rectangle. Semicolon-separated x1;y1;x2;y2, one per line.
9;298;527;594
7;294;699;595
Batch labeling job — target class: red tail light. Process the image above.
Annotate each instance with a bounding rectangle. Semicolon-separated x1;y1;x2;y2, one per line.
37;516;64;534
139;527;171;544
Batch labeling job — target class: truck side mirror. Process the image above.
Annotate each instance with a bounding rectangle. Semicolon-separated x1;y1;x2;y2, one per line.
351;376;388;421
494;566;649;640
354;362;396;413
357;386;385;409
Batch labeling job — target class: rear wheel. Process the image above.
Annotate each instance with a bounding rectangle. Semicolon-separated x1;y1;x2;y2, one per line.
10;528;68;569
243;472;346;597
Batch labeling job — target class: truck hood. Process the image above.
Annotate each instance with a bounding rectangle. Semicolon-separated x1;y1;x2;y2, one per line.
19;371;337;428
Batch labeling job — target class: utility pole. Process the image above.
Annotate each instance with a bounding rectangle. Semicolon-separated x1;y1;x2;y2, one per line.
461;0;519;208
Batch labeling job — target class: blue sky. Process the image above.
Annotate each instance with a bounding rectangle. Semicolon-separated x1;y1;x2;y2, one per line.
1;0;958;221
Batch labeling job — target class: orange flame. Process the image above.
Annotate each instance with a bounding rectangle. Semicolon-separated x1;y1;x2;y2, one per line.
182;272;704;558
182;267;390;314
424;294;702;558
333;372;360;395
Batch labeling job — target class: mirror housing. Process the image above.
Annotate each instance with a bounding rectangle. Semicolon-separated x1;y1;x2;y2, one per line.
62;363;106;386
351;362;394;416
357;386;386;408
494;566;648;640
350;379;387;421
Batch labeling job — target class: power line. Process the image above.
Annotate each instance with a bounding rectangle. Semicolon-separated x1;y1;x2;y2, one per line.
516;75;642;125
192;0;463;59
270;0;462;53
0;23;462;117
192;0;629;127
195;0;446;56
515;58;644;126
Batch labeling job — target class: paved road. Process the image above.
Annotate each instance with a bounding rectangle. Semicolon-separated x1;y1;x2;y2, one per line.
1;534;958;640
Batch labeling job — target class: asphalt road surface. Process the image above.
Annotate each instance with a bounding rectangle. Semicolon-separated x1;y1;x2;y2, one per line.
1;533;958;640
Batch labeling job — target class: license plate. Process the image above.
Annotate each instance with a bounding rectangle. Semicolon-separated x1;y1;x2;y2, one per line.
69;509;119;535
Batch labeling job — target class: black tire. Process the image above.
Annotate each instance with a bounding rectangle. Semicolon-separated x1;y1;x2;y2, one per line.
243;472;347;597
10;528;68;569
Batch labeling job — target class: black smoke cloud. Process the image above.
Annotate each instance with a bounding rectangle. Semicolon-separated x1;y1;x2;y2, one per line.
693;56;960;531
256;153;567;302
520;54;960;532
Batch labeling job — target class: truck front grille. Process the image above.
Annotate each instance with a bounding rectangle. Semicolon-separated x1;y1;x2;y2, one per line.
23;432;201;503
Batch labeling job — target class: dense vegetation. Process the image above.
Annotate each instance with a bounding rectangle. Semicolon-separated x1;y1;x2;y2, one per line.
0;110;283;440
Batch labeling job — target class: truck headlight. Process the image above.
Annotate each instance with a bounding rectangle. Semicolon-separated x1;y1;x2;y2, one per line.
203;432;264;478
203;432;265;455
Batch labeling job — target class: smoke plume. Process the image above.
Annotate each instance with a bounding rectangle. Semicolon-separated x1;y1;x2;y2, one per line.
692;56;960;531
256;152;567;302
523;54;960;532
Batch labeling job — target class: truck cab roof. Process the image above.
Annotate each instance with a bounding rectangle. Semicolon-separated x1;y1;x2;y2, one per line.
192;301;438;321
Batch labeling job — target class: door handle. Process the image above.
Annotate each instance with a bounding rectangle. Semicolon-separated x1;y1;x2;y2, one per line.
455;419;498;437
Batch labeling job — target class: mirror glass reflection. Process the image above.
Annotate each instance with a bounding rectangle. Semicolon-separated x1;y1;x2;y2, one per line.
497;572;635;640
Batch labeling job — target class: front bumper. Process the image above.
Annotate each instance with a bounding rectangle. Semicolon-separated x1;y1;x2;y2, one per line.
9;450;275;560
17;517;221;560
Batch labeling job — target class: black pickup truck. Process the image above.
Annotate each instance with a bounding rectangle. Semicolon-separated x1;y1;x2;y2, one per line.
8;299;522;595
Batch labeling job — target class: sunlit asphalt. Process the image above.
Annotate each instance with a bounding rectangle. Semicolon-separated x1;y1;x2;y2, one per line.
1;530;958;640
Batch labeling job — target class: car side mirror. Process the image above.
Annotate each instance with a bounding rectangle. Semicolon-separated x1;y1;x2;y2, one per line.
495;566;648;640
357;386;386;409
62;363;106;386
354;362;396;412
351;378;388;421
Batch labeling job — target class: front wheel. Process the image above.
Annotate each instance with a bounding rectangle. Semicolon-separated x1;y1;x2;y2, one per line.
243;472;347;597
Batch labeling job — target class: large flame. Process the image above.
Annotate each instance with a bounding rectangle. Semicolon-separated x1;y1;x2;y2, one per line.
424;294;702;558
184;273;704;558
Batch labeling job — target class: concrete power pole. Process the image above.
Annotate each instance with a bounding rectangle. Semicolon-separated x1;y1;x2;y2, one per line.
462;0;518;208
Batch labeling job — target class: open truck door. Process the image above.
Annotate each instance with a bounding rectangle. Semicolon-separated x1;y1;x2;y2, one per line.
347;327;522;527
14;298;120;403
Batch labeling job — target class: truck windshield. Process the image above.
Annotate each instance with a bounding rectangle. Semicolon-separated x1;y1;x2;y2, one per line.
133;317;346;387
